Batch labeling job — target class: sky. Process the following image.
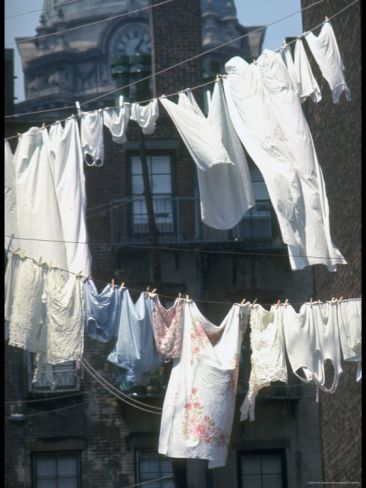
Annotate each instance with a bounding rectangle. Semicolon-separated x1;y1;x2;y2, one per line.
5;0;302;104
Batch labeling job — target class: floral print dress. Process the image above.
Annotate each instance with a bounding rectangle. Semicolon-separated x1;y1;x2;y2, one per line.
158;300;250;468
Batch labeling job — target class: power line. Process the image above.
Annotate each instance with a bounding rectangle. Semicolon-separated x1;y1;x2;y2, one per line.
4;401;89;420
5;248;357;308
5;0;80;20
4;0;355;123
81;360;162;415
82;358;162;411
5;0;175;47
4;234;348;262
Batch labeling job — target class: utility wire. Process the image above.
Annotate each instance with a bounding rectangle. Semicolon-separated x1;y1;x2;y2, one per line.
5;0;80;20
81;360;162;415
122;475;174;488
5;247;356;307
82;358;162;411
4;401;89;420
4;234;348;262
4;0;356;123
5;0;175;47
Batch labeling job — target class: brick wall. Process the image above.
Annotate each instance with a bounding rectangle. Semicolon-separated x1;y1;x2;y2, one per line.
301;0;361;483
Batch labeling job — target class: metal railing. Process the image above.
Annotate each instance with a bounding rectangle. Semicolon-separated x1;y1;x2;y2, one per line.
28;359;80;393
108;196;282;247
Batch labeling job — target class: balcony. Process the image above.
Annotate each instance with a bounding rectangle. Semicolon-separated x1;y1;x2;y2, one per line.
28;357;80;394
107;196;283;249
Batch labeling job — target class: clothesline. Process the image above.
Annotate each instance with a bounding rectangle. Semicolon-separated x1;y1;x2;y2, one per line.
4;234;349;262
4;0;357;130
5;247;354;307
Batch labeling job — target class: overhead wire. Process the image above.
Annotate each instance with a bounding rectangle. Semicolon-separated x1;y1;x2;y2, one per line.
5;0;80;20
4;401;89;420
81;359;162;415
4;233;349;262
81;358;162;411
5;246;354;307
4;0;358;124
5;0;175;47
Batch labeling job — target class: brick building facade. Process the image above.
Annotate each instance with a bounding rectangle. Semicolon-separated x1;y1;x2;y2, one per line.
301;0;362;484
3;1;345;487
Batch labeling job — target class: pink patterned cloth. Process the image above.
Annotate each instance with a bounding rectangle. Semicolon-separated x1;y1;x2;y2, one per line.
151;296;184;360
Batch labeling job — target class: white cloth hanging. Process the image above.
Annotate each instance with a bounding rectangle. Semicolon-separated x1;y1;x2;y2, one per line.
337;298;362;381
280;44;300;94
282;302;323;385
311;301;343;393
130;99;159;135
159;301;249;469
240;304;287;421
11;127;68;268
80;109;105;166
293;38;322;103
4;140;18;252
103;103;131;144
223;52;347;271
305;19;351;103
48;118;92;276
161;83;255;230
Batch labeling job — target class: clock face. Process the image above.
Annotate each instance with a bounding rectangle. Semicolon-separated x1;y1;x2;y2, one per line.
116;23;151;55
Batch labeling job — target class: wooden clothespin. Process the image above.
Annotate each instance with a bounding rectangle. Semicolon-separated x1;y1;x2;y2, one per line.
111;279;115;287
284;298;289;307
240;298;246;305
75;101;82;118
151;288;157;294
146;286;150;292
118;95;124;109
186;294;190;301
252;298;258;305
338;296;343;302
119;282;125;290
41;123;46;130
276;299;281;309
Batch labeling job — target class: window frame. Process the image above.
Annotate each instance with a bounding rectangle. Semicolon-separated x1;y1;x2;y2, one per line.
27;353;80;394
237;449;287;488
127;150;176;237
32;450;81;488
134;448;175;487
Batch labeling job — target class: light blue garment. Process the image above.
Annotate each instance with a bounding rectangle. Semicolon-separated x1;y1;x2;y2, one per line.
84;279;120;343
107;290;162;389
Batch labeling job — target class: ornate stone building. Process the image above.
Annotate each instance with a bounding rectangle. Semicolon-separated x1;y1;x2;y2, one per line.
15;0;264;114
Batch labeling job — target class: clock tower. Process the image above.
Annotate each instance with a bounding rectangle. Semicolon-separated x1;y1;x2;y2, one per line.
15;0;264;115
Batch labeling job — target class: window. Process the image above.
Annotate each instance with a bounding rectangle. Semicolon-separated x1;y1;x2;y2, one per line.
28;354;80;393
136;450;174;487
130;155;173;235
239;451;286;488
32;452;81;488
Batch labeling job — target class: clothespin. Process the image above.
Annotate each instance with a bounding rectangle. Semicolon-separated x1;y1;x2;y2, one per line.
338;296;343;302
186;294;190;301
310;297;313;305
146;286;150;292
324;16;329;22
111;279;115;287
120;282;125;290
284;299;289;307
276;299;281;309
240;298;246;305
252;298;258;305
41;123;46;130
75;101;82;118
151;288;157;294
118;95;124;109
178;292;182;299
